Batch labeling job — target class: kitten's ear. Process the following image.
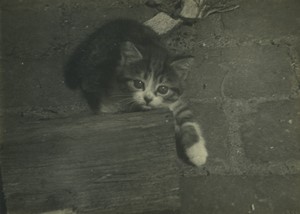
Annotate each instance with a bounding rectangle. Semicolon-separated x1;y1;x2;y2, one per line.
170;57;194;80
120;41;143;65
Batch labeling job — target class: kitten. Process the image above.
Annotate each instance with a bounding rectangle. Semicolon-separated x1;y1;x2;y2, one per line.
64;19;208;166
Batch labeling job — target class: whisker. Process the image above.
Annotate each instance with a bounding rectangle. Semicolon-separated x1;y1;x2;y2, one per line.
109;94;131;98
118;98;134;103
118;99;137;107
128;101;139;111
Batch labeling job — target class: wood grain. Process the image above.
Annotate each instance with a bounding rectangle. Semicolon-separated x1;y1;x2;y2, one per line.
1;110;179;214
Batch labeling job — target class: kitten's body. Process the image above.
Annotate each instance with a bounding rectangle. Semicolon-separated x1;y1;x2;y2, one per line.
64;19;207;166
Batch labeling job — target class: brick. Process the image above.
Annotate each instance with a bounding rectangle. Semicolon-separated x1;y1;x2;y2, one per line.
189;102;229;164
222;0;300;40
240;99;300;163
181;175;300;214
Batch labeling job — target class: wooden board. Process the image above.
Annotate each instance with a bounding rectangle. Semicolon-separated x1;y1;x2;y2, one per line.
1;110;179;214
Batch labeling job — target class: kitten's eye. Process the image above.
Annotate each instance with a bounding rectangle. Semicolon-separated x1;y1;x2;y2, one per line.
157;85;169;95
133;80;144;90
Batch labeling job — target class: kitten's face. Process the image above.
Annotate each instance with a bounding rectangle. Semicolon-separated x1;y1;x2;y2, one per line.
116;41;193;111
124;66;181;110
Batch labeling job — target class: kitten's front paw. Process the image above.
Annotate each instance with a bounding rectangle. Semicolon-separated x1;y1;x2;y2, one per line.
186;142;208;167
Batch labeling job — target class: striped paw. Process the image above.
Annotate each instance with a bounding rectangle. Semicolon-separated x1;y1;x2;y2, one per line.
181;122;208;167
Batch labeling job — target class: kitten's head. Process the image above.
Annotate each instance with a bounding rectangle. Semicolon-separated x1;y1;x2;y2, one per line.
116;41;193;111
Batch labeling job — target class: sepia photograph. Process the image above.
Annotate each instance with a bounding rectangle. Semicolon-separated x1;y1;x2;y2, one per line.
0;0;299;213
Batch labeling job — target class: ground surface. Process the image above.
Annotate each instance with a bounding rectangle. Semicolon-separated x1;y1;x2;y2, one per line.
1;0;300;213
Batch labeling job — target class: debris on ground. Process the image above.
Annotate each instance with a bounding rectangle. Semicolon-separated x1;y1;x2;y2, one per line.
144;12;182;34
145;0;239;34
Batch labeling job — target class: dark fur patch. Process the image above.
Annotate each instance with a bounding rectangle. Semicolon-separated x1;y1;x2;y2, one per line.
176;110;194;126
180;125;199;149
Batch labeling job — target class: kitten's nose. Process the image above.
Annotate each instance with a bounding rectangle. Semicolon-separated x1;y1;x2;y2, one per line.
144;96;153;105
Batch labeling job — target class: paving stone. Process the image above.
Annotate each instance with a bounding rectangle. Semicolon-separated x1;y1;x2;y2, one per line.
221;45;296;99
184;48;227;100
222;0;300;40
163;15;222;52
189;102;230;164
292;40;300;82
1;0;155;60
181;175;300;214
1;1;69;60
185;44;296;100
2;58;83;109
240;99;300;163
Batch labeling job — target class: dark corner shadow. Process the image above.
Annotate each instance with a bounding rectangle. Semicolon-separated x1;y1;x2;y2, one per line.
0;168;7;214
0;7;7;214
